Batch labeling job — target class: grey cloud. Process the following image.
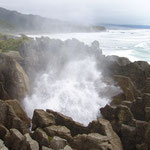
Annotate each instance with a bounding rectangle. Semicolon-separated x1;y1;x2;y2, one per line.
0;0;150;25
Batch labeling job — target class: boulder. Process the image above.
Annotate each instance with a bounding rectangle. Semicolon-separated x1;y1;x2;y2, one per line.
144;123;150;149
46;109;88;136
0;53;30;100
135;61;150;78
22;133;39;150
6;100;30;127
114;75;139;101
32;128;50;148
121;101;132;108
144;78;150;93
0;100;29;134
88;118;123;150
50;136;68;150
0;139;8;150
121;124;136;150
145;107;150;121
9;128;25;150
111;93;126;106
63;145;72;150
42;146;53;150
100;105;134;133
0;124;10;141
32;109;55;130
73;133;113;150
102;59;148;90
135;120;148;144
143;93;150;107
130;97;145;120
131;94;150;121
100;105;116;122
105;55;131;66
44;125;72;143
136;143;148;150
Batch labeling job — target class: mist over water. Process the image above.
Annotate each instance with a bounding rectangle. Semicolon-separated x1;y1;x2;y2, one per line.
23;39;121;125
29;29;150;63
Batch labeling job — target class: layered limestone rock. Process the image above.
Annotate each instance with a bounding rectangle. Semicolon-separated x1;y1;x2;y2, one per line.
0;53;30;100
0;100;30;134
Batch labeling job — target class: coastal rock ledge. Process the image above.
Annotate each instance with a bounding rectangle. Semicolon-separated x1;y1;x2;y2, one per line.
0;103;123;150
0;35;150;149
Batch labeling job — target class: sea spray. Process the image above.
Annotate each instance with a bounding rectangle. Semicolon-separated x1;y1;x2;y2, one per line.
23;39;121;125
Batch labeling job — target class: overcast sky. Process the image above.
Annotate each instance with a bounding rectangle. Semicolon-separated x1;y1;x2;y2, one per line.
0;0;150;25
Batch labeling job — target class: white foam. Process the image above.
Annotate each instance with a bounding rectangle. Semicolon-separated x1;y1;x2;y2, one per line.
23;45;121;125
28;29;150;63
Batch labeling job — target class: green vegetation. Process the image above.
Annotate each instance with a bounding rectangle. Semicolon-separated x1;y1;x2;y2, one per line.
0;34;30;52
48;136;53;143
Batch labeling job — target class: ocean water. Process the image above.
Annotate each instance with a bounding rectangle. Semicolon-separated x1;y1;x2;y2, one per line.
29;29;150;63
24;29;150;125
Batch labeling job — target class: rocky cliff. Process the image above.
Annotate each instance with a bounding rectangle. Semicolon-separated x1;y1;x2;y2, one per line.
0;34;150;149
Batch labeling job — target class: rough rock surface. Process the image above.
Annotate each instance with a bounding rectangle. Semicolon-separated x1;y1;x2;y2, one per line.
0;53;30;100
0;139;8;150
0;100;29;134
0;37;150;150
73;133;113;150
32;109;55;130
44;125;72;142
100;104;134;133
6;100;30;127
114;75;140;101
22;133;39;150
9;128;25;150
32;128;50;148
46;109;88;136
50;136;68;150
88;118;123;150
3;51;24;65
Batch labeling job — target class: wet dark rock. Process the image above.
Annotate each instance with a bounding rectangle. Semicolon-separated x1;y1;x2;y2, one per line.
111;93;126;106
100;104;134;133
0;139;8;150
46;109;88;136
121;101;132;108
63;145;72;150
88;118;123;150
0;100;29;134
6;99;30;127
32;109;56;130
0;37;150;150
50;136;68;150
135;120;148;144
0;53;30;100
144;78;150;93
121;124;136;150
9;128;25;150
42;146;53;150
73;133;113;150
22;133;39;150
44;125;72;143
136;143;148;150
143;93;150;107
130;97;145;120
145;107;150;121
0;124;10;141
114;75;140;101
32;128;50;148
